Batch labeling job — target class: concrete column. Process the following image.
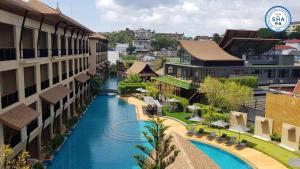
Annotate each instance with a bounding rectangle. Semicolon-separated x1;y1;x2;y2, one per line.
37;134;42;159
21;127;27;142
33;29;38;58
66;59;70;78
17;66;25;101
0;124;4;145
57;35;61;56
58;61;62;82
50;106;54;139
47;32;52;57
35;64;41;93
14;26;21;61
66;36;69;56
48;63;53;87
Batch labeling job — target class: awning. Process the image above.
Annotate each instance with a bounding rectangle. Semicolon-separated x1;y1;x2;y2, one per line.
87;69;96;76
0;104;39;130
96;65;103;70
40;84;70;105
74;73;90;84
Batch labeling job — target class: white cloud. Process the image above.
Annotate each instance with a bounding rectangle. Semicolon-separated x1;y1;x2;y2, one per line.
95;0;300;36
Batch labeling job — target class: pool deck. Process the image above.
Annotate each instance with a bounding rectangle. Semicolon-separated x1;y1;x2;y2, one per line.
120;96;288;169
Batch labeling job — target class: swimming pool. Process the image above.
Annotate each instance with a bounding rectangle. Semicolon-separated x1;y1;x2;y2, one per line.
48;77;148;169
191;141;253;169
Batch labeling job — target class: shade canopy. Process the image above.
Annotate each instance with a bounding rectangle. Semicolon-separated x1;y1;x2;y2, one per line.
189;116;205;123
187;105;201;111
289;158;300;167
0;104;39;130
144;96;156;106
211;120;229;128
40;84;70;105
231;125;250;133
168;98;180;103
74;73;90;84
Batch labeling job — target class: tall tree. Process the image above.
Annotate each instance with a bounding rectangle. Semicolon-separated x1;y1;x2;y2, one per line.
212;33;221;43
258;28;287;40
199;76;223;108
151;35;178;51
134;118;180;169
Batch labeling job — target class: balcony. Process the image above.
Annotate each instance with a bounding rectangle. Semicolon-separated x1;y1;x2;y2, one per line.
41;80;49;90
42;109;50;121
52;49;58;57
38;49;48;58
21;48;35;59
1;91;18;109
69;71;73;77
53;76;59;84
54;102;60;112
0;48;16;61
62;73;67;80
61;49;66;56
25;84;36;98
68;49;73;55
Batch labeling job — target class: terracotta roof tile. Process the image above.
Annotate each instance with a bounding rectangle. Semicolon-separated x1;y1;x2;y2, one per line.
0;104;39;130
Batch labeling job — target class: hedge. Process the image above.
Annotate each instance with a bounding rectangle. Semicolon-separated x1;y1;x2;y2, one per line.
117;82;148;94
219;76;258;88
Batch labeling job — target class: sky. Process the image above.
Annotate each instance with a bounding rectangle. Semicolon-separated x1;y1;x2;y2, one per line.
41;0;300;37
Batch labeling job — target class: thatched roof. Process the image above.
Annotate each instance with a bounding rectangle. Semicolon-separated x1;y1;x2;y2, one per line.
126;61;158;77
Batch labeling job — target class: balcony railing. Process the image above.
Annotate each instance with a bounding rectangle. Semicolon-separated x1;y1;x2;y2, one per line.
53;76;59;84
6;133;21;148
38;49;48;58
68;49;73;55
0;48;16;61
1;91;18;109
27;119;38;135
69;71;73;77
41;80;49;90
21;48;35;59
52;49;58;57
25;84;36;98
61;49;66;56
62;73;67;80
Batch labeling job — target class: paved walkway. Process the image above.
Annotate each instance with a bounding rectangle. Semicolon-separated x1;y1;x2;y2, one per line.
120;96;288;169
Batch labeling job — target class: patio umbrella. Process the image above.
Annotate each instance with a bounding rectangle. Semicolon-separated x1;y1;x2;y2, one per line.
210;120;229;136
168;98;180;103
136;88;148;93
289;158;300;167
189;116;205;129
187;105;201;115
230;125;250;142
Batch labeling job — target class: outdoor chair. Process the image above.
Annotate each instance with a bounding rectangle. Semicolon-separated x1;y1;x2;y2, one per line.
186;127;195;136
195;128;205;137
207;131;216;140
216;133;227;143
235;140;248;149
225;137;237;145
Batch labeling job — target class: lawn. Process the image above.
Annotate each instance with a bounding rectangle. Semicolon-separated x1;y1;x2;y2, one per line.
165;111;300;169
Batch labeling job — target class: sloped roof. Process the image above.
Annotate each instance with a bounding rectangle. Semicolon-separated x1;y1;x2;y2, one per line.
0;104;39;130
219;29;258;48
126;61;157;76
180;40;242;61
275;45;296;51
74;73;90;84
89;33;108;40
40;84;70;105
156;68;164;76
293;80;300;96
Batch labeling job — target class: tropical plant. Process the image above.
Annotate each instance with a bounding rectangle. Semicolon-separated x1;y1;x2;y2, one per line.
32;162;44;169
270;133;281;142
134;118;180;169
0;144;31;169
124;73;142;83
199;76;223;108
212;33;221;43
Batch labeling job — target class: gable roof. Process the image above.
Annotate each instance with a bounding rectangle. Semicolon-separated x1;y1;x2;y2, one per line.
219;29;258;48
126;61;157;76
180;40;242;61
275;45;296;51
89;33;108;40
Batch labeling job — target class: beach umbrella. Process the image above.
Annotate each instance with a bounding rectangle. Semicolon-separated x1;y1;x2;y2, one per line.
168;98;180;103
210;120;229;136
230;125;250;142
189;116;205;129
187;105;201;116
289;158;300;167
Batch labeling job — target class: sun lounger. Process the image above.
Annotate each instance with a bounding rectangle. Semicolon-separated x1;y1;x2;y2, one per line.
225;137;236;145
195;128;205;137
216;133;227;142
207;131;216;140
186;127;195;136
235;140;248;149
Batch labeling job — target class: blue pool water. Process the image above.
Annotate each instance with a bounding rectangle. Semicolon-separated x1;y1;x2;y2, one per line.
48;77;149;169
191;141;252;169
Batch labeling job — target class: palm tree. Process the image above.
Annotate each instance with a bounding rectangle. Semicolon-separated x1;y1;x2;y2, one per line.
134;118;180;169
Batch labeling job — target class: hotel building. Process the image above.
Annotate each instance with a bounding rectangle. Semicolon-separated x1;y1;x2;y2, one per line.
0;0;108;159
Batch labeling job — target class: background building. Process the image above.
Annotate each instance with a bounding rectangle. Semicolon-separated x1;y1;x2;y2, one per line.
133;28;153;52
287;21;300;33
156;33;184;41
115;43;129;55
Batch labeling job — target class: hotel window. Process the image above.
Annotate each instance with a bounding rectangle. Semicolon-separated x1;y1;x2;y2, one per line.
167;66;173;74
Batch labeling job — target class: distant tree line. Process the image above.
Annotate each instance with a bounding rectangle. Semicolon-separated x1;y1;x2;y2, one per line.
104;28;135;49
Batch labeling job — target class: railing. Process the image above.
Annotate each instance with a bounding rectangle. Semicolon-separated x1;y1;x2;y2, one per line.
53;76;59;84
1;91;18;109
244;99;266;110
69;71;73;77
52;49;58;57
25;84;36;98
41;80;49;90
21;48;35;59
38;49;48;58
62;73;67;80
6;133;21;148
0;48;16;61
61;49;66;56
68;49;73;55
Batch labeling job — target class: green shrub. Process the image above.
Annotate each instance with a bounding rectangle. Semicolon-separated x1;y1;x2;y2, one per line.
50;134;65;150
118;82;148;94
203;112;229;122
170;95;189;111
219;76;258;88
247;125;255;134
32;162;45;169
124;73;141;83
270;133;281;142
146;86;160;99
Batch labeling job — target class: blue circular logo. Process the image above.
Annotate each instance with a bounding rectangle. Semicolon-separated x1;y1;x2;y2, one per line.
265;6;291;32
